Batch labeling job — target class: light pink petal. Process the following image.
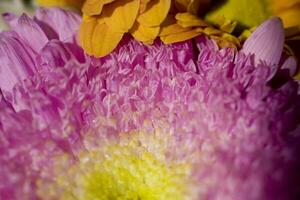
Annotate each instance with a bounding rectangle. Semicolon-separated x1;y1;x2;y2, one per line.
0;32;36;92
34;7;81;42
242;17;284;66
281;56;297;76
4;13;49;53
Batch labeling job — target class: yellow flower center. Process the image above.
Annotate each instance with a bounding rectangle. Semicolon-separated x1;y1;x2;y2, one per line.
37;130;193;200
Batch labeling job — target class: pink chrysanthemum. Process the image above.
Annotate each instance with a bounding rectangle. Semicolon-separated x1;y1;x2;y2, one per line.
0;8;300;200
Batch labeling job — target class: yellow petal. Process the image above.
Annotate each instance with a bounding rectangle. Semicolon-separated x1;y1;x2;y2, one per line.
79;15;98;55
36;0;84;9
175;12;209;28
137;0;171;27
160;29;201;44
210;36;238;49
82;0;115;16
139;0;151;13
276;5;300;28
213;15;237;33
160;15;191;36
220;33;240;48
220;20;237;33
160;23;190;36
91;22;124;57
196;27;223;35
268;0;300;13
103;0;140;33
130;22;160;43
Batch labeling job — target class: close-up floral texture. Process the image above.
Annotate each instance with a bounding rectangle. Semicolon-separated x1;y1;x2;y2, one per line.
0;1;300;200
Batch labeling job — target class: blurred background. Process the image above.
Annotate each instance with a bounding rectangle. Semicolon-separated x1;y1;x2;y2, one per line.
0;0;33;30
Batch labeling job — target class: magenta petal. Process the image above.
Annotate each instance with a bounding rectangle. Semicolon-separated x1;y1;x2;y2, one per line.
242;17;284;66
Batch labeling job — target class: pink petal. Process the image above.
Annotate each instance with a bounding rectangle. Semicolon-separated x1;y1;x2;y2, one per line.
34;8;81;43
0;32;36;92
281;56;297;76
242;17;284;66
4;13;49;53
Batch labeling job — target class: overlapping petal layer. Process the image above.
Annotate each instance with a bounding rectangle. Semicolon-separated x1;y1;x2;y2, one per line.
0;8;300;200
79;0;240;57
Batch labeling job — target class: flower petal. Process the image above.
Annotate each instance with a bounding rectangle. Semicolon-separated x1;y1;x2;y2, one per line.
36;0;84;9
103;0;140;33
79;15;98;55
4;14;49;53
268;0;300;27
0;32;36;92
137;0;171;27
34;8;81;42
242;17;284;66
277;6;300;28
281;56;297;76
175;12;209;28
139;0;151;13
161;29;201;44
160;15;190;36
91;21;124;57
82;0;115;16
130;21;159;44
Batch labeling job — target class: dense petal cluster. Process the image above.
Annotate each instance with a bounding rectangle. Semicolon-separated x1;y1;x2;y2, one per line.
0;8;300;199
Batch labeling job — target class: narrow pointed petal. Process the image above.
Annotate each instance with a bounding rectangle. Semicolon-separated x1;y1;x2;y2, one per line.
242;17;284;66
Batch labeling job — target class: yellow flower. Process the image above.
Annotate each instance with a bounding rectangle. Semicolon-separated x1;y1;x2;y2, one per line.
80;0;171;57
79;0;241;57
34;0;241;57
